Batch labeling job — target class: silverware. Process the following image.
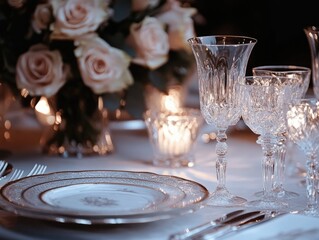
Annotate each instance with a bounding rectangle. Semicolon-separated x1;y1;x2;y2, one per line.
0;160;8;178
0;163;47;185
26;163;47;177
8;169;24;182
200;211;284;240
169;210;263;240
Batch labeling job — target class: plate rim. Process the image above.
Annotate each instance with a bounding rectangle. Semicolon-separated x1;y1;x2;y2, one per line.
0;170;209;225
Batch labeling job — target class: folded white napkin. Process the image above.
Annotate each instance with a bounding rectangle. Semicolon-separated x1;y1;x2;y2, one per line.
223;213;319;240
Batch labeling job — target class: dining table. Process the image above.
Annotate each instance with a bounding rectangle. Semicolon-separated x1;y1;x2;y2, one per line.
0;92;319;240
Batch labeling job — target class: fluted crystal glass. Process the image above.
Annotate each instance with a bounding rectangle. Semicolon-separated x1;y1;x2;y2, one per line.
252;65;310;199
239;76;298;210
287;98;319;217
188;35;256;206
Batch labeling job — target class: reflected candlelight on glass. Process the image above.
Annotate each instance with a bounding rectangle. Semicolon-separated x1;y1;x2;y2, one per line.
34;97;56;126
158;116;193;156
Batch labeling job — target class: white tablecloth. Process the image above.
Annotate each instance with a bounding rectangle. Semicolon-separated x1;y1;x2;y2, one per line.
0;114;314;240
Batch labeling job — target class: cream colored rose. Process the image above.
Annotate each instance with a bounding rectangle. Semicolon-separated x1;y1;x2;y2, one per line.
8;0;25;8
50;0;109;39
74;35;133;94
131;0;160;11
16;44;67;97
156;0;196;51
32;3;52;34
128;17;169;69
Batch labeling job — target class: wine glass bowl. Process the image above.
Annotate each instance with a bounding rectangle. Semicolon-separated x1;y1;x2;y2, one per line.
252;65;310;98
286;98;319;217
188;35;257;206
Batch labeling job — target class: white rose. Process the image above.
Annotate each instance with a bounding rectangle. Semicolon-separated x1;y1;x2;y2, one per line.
32;3;52;34
74;35;133;94
50;0;109;39
156;0;196;51
16;44;67;97
128;17;169;69
7;0;25;8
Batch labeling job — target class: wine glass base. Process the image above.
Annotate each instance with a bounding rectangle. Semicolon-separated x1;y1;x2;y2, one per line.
246;198;288;210
294;208;319;217
205;188;247;207
254;189;299;200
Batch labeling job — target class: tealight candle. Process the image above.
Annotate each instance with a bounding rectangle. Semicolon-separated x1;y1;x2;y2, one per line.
157;116;192;156
144;108;203;168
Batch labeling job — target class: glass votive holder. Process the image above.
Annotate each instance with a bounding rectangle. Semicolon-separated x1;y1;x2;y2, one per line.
144;108;203;168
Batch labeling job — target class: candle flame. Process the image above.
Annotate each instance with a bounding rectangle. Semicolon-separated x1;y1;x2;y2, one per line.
35;97;56;126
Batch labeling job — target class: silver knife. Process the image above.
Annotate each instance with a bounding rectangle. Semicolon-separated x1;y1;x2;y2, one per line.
169;210;263;240
200;211;284;240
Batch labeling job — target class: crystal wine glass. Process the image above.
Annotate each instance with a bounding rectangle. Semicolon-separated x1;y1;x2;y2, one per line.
286;98;319;217
239;75;298;210
252;65;311;199
188;35;256;206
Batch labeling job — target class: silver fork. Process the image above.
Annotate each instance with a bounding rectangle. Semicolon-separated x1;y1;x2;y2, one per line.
0;160;8;178
26;164;47;177
8;169;24;182
1;163;47;184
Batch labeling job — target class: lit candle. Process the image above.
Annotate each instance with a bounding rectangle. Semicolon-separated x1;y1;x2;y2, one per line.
144;108;203;167
157;116;193;156
34;97;56;126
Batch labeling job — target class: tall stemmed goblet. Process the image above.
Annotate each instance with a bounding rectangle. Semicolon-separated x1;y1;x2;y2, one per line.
304;26;319;99
252;65;311;199
286;98;319;217
188;35;256;206
239;76;298;210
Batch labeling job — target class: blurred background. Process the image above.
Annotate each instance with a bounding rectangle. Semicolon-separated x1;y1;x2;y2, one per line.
189;0;319;76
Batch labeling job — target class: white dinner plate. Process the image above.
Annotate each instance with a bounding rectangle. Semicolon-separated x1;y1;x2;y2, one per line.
0;170;209;225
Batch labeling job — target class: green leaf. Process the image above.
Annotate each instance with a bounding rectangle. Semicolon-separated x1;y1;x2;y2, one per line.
124;82;146;119
102;93;122;111
148;71;168;92
111;0;132;22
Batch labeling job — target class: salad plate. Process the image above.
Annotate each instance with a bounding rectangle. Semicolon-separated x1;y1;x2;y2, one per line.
0;170;209;224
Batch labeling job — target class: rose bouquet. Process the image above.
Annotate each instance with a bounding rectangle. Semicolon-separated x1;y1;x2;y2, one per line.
0;0;197;156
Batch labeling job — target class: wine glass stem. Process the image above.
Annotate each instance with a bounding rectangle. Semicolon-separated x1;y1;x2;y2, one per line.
274;133;287;192
305;154;318;211
215;129;227;189
258;135;277;198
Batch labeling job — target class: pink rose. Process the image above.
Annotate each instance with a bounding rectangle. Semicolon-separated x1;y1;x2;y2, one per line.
74;35;133;94
7;0;25;8
128;17;169;69
32;3;52;34
50;0;109;39
16;44;67;97
156;0;196;51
